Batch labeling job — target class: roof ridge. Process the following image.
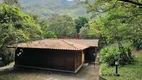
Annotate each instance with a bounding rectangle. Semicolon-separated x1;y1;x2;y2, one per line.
61;39;79;50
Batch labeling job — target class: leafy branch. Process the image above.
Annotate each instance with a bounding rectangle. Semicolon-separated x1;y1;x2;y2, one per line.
119;0;142;6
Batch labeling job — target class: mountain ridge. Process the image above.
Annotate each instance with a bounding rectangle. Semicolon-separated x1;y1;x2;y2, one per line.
19;0;89;19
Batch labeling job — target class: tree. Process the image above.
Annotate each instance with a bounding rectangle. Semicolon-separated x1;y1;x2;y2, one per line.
43;31;57;38
4;0;19;6
118;0;142;6
79;27;89;39
86;0;142;49
47;14;77;37
0;4;42;66
85;0;142;14
75;16;89;34
35;16;58;39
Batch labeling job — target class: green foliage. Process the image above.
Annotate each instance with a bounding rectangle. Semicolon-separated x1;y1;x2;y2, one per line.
43;31;57;38
89;11;127;44
100;52;142;80
0;50;14;67
38;19;48;31
133;39;142;50
47;14;77;37
4;0;19;6
100;46;119;66
20;0;90;19
100;45;135;66
79;27;89;39
0;4;42;41
0;4;42;66
87;0;142;49
75;16;89;33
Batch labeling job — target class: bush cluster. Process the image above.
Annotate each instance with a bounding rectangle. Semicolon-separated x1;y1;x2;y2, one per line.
0;51;14;67
100;46;135;66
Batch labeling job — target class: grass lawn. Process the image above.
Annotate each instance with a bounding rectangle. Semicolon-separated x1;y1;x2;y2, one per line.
100;51;142;80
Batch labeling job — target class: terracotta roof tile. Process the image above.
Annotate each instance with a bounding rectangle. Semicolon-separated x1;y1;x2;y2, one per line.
8;39;99;50
15;39;89;50
67;39;98;47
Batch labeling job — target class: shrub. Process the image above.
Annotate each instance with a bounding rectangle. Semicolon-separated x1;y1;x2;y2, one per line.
0;50;14;67
132;39;142;50
100;46;135;66
43;31;57;38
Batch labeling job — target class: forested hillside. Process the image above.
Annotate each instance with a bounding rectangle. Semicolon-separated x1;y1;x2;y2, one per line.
19;0;89;19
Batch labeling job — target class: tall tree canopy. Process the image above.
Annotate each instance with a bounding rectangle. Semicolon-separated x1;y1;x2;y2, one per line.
0;4;42;51
75;16;89;34
47;14;77;37
0;3;42;66
86;0;142;49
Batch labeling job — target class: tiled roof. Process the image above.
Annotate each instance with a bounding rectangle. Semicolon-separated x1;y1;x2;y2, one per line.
68;39;98;47
13;39;89;50
8;39;98;50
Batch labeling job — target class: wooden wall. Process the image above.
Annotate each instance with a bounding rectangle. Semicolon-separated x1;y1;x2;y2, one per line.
74;51;82;70
84;47;98;62
15;48;83;72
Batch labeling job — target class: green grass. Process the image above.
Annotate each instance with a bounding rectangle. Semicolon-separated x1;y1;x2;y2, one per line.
100;52;142;80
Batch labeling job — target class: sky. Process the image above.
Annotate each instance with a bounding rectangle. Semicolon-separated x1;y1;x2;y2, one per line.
66;0;74;1
0;0;3;3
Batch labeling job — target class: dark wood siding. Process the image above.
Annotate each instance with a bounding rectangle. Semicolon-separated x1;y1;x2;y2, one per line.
15;48;83;72
75;51;82;70
84;47;98;62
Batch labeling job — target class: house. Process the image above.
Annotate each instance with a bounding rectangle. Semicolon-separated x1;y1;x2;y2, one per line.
68;39;99;63
9;39;98;73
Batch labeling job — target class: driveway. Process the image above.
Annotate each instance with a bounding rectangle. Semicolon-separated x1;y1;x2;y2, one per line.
0;63;99;80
